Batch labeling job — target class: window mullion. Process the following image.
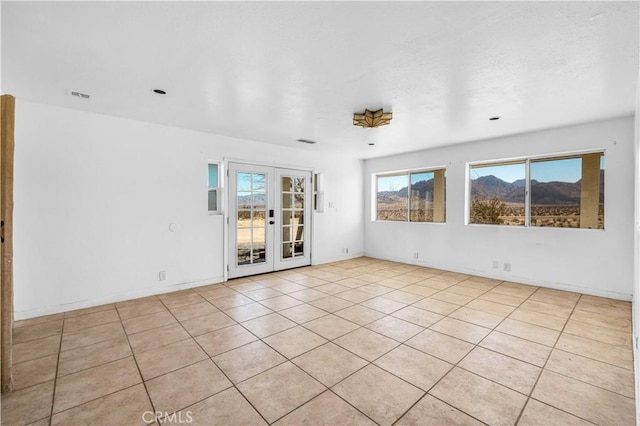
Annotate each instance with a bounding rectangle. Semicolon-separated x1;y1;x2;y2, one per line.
525;159;531;227
406;173;411;222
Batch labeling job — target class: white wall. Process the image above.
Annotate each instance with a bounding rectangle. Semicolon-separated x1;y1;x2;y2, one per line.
365;117;635;300
14;100;364;319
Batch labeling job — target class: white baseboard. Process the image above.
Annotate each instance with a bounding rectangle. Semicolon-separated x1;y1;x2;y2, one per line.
14;276;225;320
312;252;365;266
363;252;632;301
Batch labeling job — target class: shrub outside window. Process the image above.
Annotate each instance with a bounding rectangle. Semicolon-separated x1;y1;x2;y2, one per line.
468;152;604;229
376;169;446;223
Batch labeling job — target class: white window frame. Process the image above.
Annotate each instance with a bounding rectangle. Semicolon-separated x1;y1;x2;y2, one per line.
208;161;223;214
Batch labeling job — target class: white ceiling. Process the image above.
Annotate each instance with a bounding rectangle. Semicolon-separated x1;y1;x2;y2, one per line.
2;2;638;159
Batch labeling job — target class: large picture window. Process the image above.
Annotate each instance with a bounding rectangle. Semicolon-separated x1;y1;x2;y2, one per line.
468;152;604;229
376;168;446;223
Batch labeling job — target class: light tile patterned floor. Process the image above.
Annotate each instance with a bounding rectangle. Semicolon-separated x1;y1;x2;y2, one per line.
1;257;635;425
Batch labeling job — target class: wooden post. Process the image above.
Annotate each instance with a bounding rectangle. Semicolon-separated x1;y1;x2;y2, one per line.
1;95;15;393
433;169;446;223
580;153;601;229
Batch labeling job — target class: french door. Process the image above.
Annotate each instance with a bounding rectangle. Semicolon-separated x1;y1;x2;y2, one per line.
228;162;312;279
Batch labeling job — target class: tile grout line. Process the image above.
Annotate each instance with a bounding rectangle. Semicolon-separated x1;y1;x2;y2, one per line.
47;312;67;425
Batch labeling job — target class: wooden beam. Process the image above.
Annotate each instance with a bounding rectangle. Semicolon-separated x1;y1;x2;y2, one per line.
1;94;15;393
580;153;601;229
433;169;446;223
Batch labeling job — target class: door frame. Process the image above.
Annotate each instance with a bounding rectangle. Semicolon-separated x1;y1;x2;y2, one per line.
223;158;315;281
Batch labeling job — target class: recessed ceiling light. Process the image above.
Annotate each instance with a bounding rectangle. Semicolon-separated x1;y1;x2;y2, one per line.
296;139;317;145
368;143;375;146
153;89;167;95
489;116;500;121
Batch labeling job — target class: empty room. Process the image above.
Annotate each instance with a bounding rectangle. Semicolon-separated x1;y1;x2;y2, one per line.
1;1;639;425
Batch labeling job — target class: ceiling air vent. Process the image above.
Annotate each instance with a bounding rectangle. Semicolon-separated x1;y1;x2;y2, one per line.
296;139;317;145
69;91;91;100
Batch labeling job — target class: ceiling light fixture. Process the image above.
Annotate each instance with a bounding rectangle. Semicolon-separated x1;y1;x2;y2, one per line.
489;116;500;121
353;109;392;128
153;89;167;95
296;139;317;145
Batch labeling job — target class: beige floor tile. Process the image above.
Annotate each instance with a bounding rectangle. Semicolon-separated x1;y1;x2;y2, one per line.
260;295;305;311
431;367;527;425
63;309;120;333
237;362;325;423
430;317;491;344
274;390;375;426
429;291;475;306
196;285;238;300
14;313;63;327
13;334;61;364
466;298;516;316
334;305;386;326
303;314;360;340
360;296;406;314
496;318;560;346
230;280;267;293
13;354;58;390
509;308;567;331
169;301;219;322
270;281;308;294
213;340;286;383
181;311;236;336
564;319;632;348
292;342;368;387
122;310;177;335
459;347;541;394
412;298;460;315
209;294;255;310
51;383;152;426
167;387;266;426
25;417;50;426
406;330;473;364
279;299;330;324
493;282;538;298
289;288;326;302
555;333;633;369
401;284;440;297
519;300;573;319
391;306;443;328
315;282;351;295
529;290;579;308
60;322;126;352
336;289;376;303
62;304;116;319
374;345;452;391
396;394;484;426
532;370;635;425
128;323;190;354
241;313;297;338
58;336;131;377
195;324;257;357
446;285;487;298
518;399;594;426
545;349;635;398
333;364;424;426
379;290;424;304
244;287;284;301
224;302;273;322
136;338;208;380
158;291;205;309
569;308;632;331
366;316;424;342
309;296;354;313
449;306;505;328
0;380;54;425
378;277;415;288
146;359;232;414
576;294;631;312
336;277;370;288
479;331;551;367
293;277;330;287
116;295;159;308
13;320;63;344
334;327;398;361
417;278;455;290
116;300;166;320
53;357;141;413
264;326;327;359
479;291;527;307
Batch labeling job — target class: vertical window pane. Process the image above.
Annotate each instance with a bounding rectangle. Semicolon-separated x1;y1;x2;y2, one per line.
208;164;218;188
409;171;434;222
208;190;217;211
469;162;525;226
377;174;408;221
531;154;604;229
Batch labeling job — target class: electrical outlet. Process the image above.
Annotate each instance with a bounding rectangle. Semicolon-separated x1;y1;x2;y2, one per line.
503;263;511;272
345;248;349;254
492;260;499;269
159;270;167;281
413;252;419;259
